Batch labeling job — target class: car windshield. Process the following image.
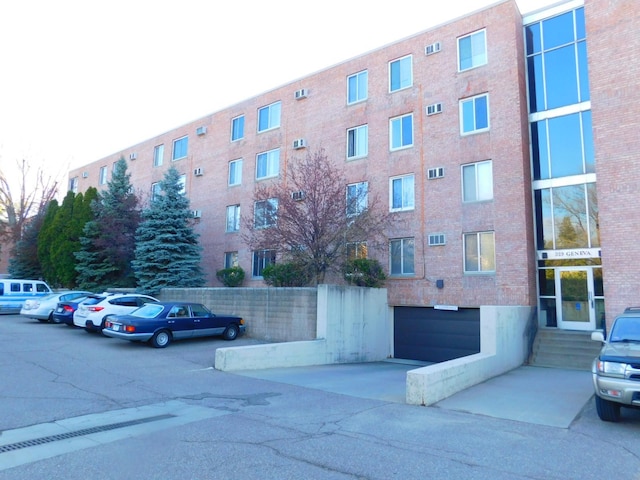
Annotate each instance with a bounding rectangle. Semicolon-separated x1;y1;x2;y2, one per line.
131;303;165;319
609;316;640;343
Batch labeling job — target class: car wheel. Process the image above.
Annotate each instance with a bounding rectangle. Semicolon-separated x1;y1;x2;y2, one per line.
151;330;172;348
223;324;239;341
595;395;621;422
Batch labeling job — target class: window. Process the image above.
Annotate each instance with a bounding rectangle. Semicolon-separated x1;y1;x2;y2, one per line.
226;205;241;232
173;136;188;161
458;29;487;71
462;160;493;202
460;94;489;134
231;115;245;141
347;70;368;104
254;198;278;229
153;144;164;167
346;182;368;216
252;249;276;277
464;232;496;273
390;174;415;212
69;177;78;193
99;166;108;185
390;114;413;150
390;238;415;275
151;182;161;202
256;148;280;180
228;159;242;186
389;55;412;92
257;101;281;132
224;251;238;269
346;242;368;260
347;125;368;159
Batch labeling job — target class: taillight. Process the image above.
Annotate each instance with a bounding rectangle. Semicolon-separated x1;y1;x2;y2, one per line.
88;306;104;312
63;305;74;312
125;325;136;333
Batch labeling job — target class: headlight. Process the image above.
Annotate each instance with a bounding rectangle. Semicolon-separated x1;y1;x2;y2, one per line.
597;360;628;376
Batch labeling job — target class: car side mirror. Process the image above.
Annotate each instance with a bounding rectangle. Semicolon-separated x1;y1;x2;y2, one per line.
591;331;605;342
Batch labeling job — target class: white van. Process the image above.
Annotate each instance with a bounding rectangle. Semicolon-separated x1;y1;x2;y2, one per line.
0;279;53;314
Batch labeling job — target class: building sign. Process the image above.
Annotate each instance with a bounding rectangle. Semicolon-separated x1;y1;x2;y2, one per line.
537;248;601;260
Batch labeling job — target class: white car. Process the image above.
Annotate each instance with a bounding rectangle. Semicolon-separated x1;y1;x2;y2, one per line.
73;293;159;332
20;291;92;323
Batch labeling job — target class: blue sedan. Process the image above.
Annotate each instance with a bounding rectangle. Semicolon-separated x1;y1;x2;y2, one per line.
102;302;245;348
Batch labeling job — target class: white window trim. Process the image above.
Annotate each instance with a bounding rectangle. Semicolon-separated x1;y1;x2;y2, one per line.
459;94;490;135
463;231;496;274
347;124;368;160
256;149;280;180
389;113;414;151
347;70;368;105
457;28;487;72
228;159;242;186
231;115;245;142
389;174;415;212
172;135;188;161
462;160;493;202
346;181;368;217
389;237;415;276
226;205;241;232
388;54;413;93
257;101;281;133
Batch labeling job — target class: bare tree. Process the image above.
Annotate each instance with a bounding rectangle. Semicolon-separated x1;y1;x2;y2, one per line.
243;148;388;285
0;159;58;255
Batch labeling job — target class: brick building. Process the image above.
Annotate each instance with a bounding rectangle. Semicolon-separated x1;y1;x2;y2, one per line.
68;0;640;358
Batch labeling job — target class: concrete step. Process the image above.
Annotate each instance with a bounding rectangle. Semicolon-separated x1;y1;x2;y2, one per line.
529;329;601;371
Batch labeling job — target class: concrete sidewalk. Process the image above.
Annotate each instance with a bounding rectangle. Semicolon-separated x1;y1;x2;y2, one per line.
234;362;594;428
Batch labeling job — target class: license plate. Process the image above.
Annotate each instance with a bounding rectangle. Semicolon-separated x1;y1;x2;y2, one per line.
56;307;63;312
112;324;120;331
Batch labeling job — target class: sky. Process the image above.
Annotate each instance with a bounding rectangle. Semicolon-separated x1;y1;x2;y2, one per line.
0;0;558;193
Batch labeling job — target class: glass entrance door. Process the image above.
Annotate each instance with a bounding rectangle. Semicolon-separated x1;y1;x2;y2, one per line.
556;267;596;331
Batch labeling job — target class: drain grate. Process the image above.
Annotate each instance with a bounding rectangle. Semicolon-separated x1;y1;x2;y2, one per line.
0;414;176;454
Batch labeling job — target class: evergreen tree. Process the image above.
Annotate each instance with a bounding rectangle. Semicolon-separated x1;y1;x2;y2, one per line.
132;166;204;295
8;211;45;279
37;200;60;285
75;158;140;290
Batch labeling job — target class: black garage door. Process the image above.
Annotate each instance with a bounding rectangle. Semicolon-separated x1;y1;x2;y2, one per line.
394;306;480;363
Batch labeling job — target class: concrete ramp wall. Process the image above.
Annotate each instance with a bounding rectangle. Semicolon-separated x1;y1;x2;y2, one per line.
215;285;390;371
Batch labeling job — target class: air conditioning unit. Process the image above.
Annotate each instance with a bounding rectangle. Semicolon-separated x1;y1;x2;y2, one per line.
82;172;89;178
196;126;207;136
428;233;446;246
425;42;442;55
294;88;308;100
129;153;137;160
194;167;204;176
427;167;444;179
191;209;202;219
426;103;443;116
291;191;305;201
293;138;307;149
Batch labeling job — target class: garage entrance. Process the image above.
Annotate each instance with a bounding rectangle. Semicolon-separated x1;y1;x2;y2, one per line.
394;306;480;362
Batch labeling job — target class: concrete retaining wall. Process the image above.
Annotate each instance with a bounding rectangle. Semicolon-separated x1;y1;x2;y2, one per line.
406;305;533;406
160;287;317;342
215;285;391;370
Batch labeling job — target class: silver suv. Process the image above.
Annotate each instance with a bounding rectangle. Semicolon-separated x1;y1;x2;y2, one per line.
591;308;640;422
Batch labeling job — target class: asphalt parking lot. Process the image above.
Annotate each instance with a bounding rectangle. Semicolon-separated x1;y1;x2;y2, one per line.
2;314;639;479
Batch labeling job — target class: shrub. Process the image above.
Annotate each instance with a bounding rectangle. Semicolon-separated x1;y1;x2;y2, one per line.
262;262;312;287
342;258;386;288
216;266;245;287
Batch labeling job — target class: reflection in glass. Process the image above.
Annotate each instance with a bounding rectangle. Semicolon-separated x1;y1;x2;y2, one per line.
560;270;589;323
545;46;579;109
542;11;574;49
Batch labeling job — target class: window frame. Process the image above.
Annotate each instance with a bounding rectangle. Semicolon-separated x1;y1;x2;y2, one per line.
252;249;276;278
346;181;368;217
389;237;415;276
224;251;239;269
389;174;415;212
256;148;280;180
257;101;281;133
153;144;164;167
254;198;278;229
228;159;242;186
99;166;108;185
172;136;188;161
225;204;241;233
459;93;490;135
389;113;414;151
389;55;413;93
346;241;368;260
463;231;496;273
462;160;493;202
458;28;487;72
231;115;245;141
151;182;161;202
347;70;368;104
347;124;368;160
